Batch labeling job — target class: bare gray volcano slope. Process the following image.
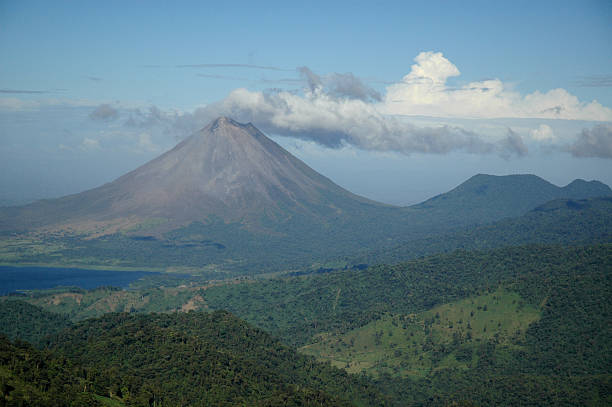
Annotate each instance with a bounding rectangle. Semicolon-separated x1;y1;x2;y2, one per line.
0;117;382;233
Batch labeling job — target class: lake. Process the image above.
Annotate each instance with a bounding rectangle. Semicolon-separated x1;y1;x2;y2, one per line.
0;265;157;295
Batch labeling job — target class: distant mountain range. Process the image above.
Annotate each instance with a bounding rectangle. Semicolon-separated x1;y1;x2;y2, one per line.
353;196;612;266
0;117;610;272
413;173;611;227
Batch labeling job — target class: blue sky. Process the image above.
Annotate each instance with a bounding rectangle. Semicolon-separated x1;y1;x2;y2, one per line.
1;1;611;205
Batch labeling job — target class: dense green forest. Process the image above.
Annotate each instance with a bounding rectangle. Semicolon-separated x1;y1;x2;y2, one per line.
1;311;392;406
352;197;612;266
411;175;611;228
199;244;612;405
1;244;611;405
0;336;107;406
0;300;72;346
201;245;611;346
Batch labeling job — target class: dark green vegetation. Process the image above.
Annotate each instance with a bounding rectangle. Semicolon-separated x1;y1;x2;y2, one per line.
0;300;72;346
200;245;611;346
51;311;392;406
1;311;391;406
412;174;611;228
199;244;612;405
0;336;109;406
5;244;610;406
354;196;612;266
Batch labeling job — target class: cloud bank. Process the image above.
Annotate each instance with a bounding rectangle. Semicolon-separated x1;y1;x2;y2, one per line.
5;51;611;159
165;51;610;157
298;67;381;102
384;52;612;121
89;104;119;121
568;124;612;158
204;87;505;154
111;50;612;158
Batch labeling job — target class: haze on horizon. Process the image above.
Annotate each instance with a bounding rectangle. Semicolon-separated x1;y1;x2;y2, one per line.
1;1;611;206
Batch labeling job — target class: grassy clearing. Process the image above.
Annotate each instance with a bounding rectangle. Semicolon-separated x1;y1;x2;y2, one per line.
25;286;209;321
300;287;540;378
0;237;65;262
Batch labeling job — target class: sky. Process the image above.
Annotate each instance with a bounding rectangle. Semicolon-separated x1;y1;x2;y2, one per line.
1;0;611;206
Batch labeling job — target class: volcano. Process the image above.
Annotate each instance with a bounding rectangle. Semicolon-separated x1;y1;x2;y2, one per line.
0;117;383;234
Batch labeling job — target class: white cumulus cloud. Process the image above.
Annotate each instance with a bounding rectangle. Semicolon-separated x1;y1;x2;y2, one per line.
383;51;612;121
529;124;555;141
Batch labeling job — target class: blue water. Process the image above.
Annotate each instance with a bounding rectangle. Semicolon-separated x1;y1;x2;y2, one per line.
0;266;157;295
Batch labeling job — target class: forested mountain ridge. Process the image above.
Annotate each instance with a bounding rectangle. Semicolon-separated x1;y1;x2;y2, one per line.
200;244;612;347
200;244;612;406
0;310;394;406
0;299;72;346
45;311;390;406
413;173;611;227
1;243;610;405
0;336;106;406
353;196;612;266
2;184;609;275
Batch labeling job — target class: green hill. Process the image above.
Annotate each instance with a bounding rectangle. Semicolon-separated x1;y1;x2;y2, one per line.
46;311;390;406
413;174;611;228
199;244;611;405
2;311;393;406
300;288;541;378
200;245;611;346
0;336;109;406
3;244;610;405
0;299;72;346
17;285;207;322
355;196;612;266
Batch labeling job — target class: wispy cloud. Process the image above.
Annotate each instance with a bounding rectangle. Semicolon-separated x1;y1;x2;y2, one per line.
89;104;119;121
176;63;291;71
85;76;103;82
529;124;555;141
0;88;51;94
195;73;302;85
573;74;612;87
5;51;611;161
196;73;251;81
192;87;515;155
